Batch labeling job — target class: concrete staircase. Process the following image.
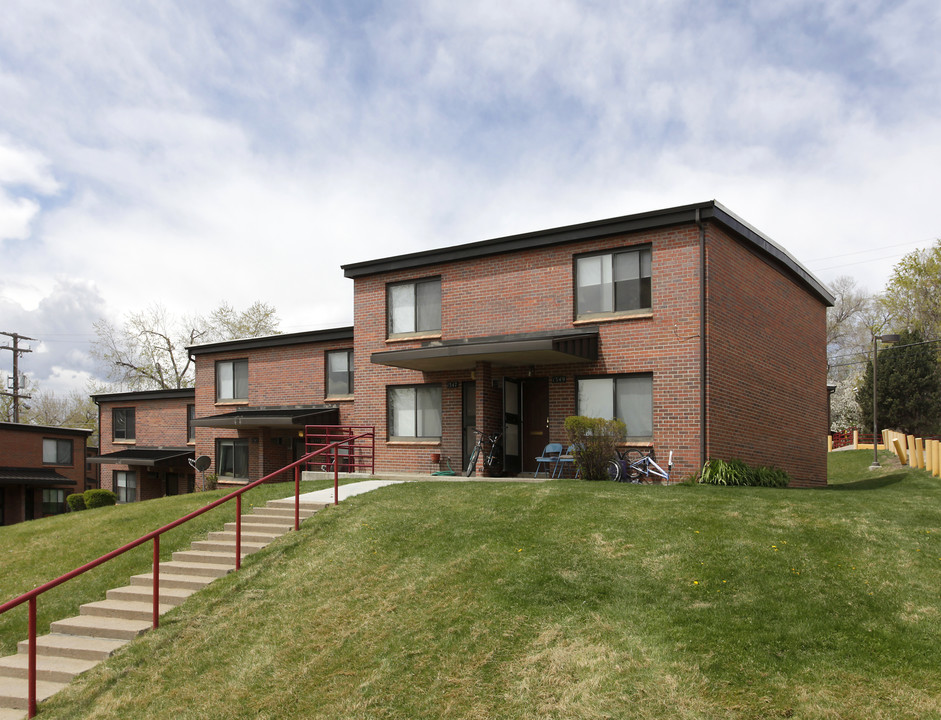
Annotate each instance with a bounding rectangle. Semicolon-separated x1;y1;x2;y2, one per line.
0;497;326;719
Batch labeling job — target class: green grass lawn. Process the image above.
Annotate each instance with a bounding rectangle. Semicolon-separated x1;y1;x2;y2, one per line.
8;453;941;719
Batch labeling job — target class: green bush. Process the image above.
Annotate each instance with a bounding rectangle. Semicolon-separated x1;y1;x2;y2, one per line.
564;416;627;481
698;458;790;488
84;489;118;508
66;493;86;512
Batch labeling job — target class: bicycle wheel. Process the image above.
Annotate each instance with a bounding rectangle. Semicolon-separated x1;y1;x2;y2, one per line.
465;446;480;477
607;459;622;482
485;444;503;476
624;450;645;481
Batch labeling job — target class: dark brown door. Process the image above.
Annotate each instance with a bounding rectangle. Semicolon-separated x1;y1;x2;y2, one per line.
521;378;550;473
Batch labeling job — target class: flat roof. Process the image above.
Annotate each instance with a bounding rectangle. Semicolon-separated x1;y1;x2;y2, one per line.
188;326;354;355
342;200;834;306
0;422;93;437
91;388;195;403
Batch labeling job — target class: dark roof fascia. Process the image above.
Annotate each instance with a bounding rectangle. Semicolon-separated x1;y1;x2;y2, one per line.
87;448;194;466
0;422;93;437
190;406;338;429
0;468;76;487
187;327;355;356
341;200;834;306
91;388;195;403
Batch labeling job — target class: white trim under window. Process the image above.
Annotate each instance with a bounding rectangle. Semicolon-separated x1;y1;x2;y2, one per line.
387;385;442;440
577;374;653;439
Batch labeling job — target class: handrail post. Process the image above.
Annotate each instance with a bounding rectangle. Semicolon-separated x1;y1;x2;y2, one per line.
28;597;36;718
334;443;340;505
235;494;242;571
152;536;160;629
294;465;300;531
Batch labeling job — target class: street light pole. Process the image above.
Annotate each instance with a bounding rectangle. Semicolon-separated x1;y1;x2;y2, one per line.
870;333;900;470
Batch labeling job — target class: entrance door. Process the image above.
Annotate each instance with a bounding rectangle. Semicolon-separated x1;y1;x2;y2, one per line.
521;378;550;474
503;379;521;475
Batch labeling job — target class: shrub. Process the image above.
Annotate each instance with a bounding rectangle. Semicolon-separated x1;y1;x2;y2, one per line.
564;416;627;481
84;489;118;508
66;493;86;512
203;473;218;491
699;458;790;488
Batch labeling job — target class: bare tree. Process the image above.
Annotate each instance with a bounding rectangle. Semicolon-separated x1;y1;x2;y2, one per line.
91;302;280;391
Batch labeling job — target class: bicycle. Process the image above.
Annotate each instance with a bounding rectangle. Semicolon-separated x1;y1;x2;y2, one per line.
607;448;673;483
465;428;503;477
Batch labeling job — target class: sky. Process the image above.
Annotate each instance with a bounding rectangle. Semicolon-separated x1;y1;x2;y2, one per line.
1;0;940;396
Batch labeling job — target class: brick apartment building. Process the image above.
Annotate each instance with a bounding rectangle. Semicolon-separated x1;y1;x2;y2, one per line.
188;328;356;485
342;200;833;486
92;200;832;493
91;389;196;502
0;422;93;525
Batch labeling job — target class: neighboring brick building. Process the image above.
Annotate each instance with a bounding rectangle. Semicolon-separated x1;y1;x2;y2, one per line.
188;328;355;488
90;389;196;502
341;200;833;486
0;422;93;525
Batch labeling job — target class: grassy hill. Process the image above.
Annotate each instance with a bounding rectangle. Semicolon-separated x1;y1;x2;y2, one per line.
7;452;941;719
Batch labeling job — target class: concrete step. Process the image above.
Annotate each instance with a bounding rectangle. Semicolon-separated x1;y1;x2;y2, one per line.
0;706;26;720
130;572;215;591
237;513;295;526
208;530;281;544
18;633;127;662
80;599;173;622
255;505;321;517
0;653;98;684
189;539;267;555
224;520;292;535
106;584;194;607
50;615;151;642
171;550;241;567
265;499;327;512
154;560;233;579
0;676;68;711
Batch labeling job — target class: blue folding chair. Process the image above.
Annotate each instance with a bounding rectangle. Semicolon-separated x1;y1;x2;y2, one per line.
534;443;563;478
554;444;580;478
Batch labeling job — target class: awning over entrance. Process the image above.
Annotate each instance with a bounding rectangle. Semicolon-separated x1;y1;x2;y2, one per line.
190;406;339;430
0;468;77;487
371;327;599;372
88;449;194;467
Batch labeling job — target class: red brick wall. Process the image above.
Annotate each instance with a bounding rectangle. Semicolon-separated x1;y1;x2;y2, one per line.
193;339;356;486
352;225;705;478
704;225;829;487
0;425;89;523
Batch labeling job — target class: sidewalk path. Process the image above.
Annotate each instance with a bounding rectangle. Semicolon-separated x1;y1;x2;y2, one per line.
294;480;405;505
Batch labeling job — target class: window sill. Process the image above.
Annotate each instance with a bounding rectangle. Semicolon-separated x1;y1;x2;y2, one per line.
112;439;137;445
386;332;442;344
324;395;354;403
573;310;652;325
214;400;249;407
386;439;441;446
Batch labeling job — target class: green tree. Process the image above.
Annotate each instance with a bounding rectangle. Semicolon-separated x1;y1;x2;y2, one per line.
855;329;941;437
882;240;941;338
92;301;280;390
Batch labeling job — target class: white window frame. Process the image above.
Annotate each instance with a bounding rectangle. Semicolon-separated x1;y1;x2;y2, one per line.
216;359;249;402
217;438;250;479
387;385;442;440
576;374;653;439
42;438;73;465
115;470;137;503
326;349;354;397
387;278;441;336
575;247;652;317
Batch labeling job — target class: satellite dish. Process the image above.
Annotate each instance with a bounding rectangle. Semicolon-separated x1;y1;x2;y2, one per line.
189;455;211;471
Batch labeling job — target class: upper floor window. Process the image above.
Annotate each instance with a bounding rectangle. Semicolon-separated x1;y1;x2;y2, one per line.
187;404;196;442
326;349;354;397
42;438;73;465
216;359;248;401
388;278;441;336
577;374;653;439
387;384;442;440
113;407;136;441
575;247;651;317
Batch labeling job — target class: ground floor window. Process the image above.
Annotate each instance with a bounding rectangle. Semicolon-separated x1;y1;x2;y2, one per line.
387;385;442;440
577;373;653;439
42;488;66;515
217;439;249;479
115;471;137;503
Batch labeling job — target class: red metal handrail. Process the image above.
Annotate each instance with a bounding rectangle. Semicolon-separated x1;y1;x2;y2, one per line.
0;430;374;717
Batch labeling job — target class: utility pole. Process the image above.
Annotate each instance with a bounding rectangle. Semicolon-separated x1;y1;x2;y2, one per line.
0;331;36;423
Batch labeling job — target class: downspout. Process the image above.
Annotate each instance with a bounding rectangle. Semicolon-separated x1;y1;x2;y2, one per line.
697;209;707;469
